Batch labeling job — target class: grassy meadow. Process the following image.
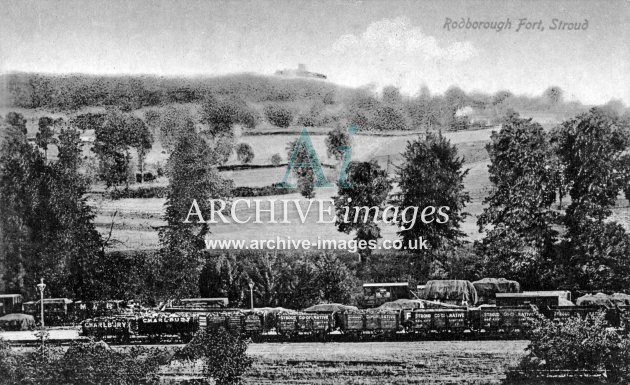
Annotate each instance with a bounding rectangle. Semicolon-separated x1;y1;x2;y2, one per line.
245;340;528;384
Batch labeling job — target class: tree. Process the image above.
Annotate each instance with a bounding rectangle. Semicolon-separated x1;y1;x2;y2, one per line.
144;106;196;152
235;143;254;164
0;125;103;298
70;113;105;131
543;86;564;107
264;103;294;128
93;110;134;190
346;92;380;131
312;252;359;304
4;112;27;134
51;128;104;299
158;130;233;300
372;105;409;131
128;118;153;183
325;126;351;161
297;101;325;127
202;95;238;137
334;161;392;261
551;108;630;290
393;133;470;268
285;139;317;198
35;117;57;158
553;108;630;225
202;95;259;134
476;113;559;287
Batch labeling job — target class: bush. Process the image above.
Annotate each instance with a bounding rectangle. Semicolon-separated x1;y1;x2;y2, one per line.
58;342;168;385
0;339;168;385
0;338;19;381
176;327;252;385
107;186;169;199
232;184;297;197
235;143;254;164
296;101;325;127
270;153;282;166
510;311;630;383
264;103;294;128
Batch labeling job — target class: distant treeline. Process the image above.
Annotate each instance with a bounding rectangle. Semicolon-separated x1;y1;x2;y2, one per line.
3;72;628;132
2;72;341;111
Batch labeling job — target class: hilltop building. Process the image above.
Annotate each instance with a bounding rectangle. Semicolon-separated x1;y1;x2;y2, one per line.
275;64;327;80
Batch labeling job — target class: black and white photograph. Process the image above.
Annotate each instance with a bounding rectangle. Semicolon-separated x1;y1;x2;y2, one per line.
1;0;629;384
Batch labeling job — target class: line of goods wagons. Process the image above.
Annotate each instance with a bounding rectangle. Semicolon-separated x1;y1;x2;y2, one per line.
79;304;628;343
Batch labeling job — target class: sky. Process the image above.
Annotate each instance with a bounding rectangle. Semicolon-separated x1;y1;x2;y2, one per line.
1;0;628;105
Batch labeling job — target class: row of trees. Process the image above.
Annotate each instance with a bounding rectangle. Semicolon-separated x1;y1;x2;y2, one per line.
478;109;630;290
321;108;630;289
0;116;103;298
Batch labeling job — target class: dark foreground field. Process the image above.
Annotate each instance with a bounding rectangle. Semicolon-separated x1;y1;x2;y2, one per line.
245;340;528;384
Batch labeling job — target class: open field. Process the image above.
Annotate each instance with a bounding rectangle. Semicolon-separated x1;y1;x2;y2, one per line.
3;328;528;385
89;161;493;251
246;340;528;384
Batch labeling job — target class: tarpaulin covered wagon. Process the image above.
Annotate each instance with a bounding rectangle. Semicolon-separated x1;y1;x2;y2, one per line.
472;278;520;304
421;280;478;306
576;293;615;308
0;313;36;331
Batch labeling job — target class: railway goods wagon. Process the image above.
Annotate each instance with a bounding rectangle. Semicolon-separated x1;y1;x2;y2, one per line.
242;313;265;337
339;311;400;338
470;307;536;333
201;312;242;332
406;309;468;334
547;306;621;327
0;294;23;315
24;298;73;326
496;307;535;331
364;312;399;333
137;314;198;342
496;293;560;308
340;312;364;336
81;317;136;342
276;314;299;337
296;313;332;336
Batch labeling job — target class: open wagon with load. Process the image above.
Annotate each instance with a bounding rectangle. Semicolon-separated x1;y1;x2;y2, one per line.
275;312;333;340
81;316;137;343
137;313;199;343
469;307;536;335
339;310;401;340
199;311;242;333
405;308;469;336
